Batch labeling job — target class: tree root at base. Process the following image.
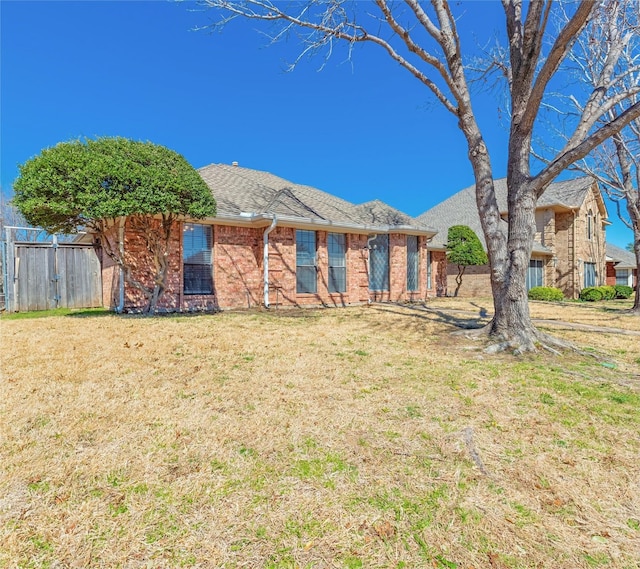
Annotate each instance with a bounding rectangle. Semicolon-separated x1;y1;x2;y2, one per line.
453;323;597;357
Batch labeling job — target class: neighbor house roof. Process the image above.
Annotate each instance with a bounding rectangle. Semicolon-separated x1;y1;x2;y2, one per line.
606;242;637;270
198;163;435;235
416;176;599;254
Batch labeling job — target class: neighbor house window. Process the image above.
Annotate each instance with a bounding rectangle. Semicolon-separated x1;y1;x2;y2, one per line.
584;262;597;288
427;251;433;290
369;234;389;291
407;235;419;291
526;259;544;290
296;230;317;293
183;223;213;294
328;233;346;293
616;269;630;286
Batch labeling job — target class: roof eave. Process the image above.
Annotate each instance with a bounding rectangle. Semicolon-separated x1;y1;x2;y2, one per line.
207;212;437;236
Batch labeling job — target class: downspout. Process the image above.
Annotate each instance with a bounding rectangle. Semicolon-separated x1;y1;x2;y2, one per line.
366;234;376;304
263;216;277;308
116;218;125;313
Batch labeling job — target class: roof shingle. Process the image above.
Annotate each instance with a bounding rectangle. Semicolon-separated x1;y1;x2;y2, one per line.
198;163;433;233
416;176;596;254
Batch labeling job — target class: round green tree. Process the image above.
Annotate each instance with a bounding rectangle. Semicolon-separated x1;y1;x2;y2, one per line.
13;137;216;313
446;225;488;297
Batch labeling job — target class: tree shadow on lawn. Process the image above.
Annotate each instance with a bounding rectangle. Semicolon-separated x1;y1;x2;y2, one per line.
372;302;489;330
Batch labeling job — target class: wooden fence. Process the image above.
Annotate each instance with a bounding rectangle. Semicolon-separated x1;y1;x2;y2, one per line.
2;229;102;313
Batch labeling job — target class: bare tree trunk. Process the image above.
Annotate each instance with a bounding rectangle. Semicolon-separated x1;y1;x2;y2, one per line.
454;265;465;297
489;188;538;350
628;203;640;313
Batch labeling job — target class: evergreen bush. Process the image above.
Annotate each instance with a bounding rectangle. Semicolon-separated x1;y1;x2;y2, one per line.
598;285;616;300
527;286;564;301
579;287;603;302
614;284;633;299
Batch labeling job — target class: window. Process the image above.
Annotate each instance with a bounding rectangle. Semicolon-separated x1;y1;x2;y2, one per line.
427;250;433;290
586;210;594;241
328;233;346;293
584;262;597;288
616;269;630;286
526;259;543;290
296;230;317;293
183;223;213;294
369;234;389;291
407;235;419;291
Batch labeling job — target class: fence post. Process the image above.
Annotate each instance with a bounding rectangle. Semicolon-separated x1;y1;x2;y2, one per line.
4;227;15;312
52;234;60;309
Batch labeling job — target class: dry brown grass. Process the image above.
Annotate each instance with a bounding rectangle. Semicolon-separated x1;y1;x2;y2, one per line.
1;301;639;569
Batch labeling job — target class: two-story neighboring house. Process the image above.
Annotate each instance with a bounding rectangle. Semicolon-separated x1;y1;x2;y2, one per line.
417;177;608;299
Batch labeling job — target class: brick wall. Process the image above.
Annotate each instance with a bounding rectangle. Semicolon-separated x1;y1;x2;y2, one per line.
100;219;429;311
606;261;617;286
446;263;493;297
426;250;447;297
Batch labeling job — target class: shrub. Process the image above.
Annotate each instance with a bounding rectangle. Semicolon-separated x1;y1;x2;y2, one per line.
528;286;564;301
599;285;617;300
579;287;603;302
614;284;633;299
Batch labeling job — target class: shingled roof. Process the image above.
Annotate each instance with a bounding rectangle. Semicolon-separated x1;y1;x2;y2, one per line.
606;243;637;269
416;176;598;253
198;163;434;235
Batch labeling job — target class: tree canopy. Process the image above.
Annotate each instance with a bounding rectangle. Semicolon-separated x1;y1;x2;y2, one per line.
446;225;488;297
13;137;216;314
447;226;487;266
13;137;215;234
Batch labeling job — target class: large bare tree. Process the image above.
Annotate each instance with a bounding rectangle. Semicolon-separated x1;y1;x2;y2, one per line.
560;3;640;313
199;0;640;352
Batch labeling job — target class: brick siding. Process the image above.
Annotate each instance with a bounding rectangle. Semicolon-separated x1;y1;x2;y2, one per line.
100;220;430;311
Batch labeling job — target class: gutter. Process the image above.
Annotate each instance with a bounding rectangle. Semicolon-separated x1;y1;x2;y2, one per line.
212;212;436;237
263;215;277;308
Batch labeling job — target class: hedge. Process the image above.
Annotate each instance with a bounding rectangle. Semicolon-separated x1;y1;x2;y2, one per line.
579;287;604;302
614;285;633;299
528;286;564;301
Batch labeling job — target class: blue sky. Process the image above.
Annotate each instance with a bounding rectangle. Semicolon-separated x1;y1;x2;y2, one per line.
1;0;633;248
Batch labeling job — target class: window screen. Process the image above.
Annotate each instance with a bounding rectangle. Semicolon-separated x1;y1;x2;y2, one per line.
616;269;629;286
369;234;389;291
328;233;346;293
584;262;597;288
296;230;317;293
427;250;433;290
407;235;419;291
183;223;213;294
526;259;543;290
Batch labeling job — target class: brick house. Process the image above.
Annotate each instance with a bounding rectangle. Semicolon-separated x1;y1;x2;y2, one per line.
417;177;609;299
101;163;436;312
606;243;638;289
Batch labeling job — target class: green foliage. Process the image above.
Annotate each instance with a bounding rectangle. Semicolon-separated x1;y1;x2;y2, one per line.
446;225;488;267
579;285;630;302
13;137;215;234
579;287;603;302
599;285;616;300
527;286;564;302
614;285;633;299
627;242;635;253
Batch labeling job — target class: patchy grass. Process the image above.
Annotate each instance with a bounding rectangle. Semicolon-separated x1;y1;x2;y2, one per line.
0;307;110;321
1;302;639;568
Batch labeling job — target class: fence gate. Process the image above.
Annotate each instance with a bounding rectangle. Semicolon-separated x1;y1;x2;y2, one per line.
3;228;102;313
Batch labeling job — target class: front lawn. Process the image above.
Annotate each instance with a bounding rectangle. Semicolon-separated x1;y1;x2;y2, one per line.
1;303;639;568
